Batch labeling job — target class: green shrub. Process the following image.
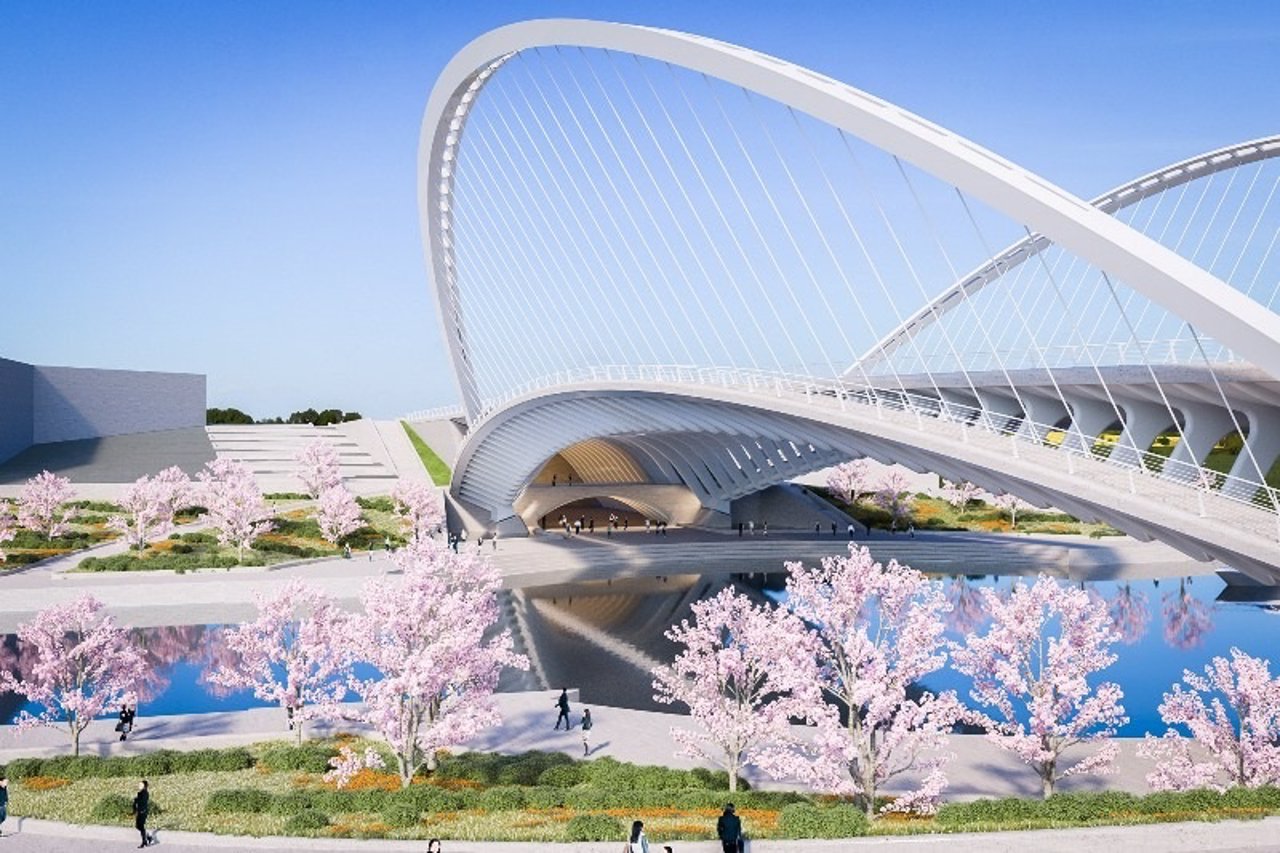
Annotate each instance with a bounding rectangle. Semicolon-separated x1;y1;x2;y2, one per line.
936;796;1040;826
523;787;569;809
253;539;324;559
256;742;337;773
778;803;868;838
89;794;134;822
381;801;422;828
206;788;274;814
537;763;585;787
398;785;464;812
476;785;527;811
270;792;315;816
265;492;311;501
356;496;395;512
284;809;331;832
563;813;624;841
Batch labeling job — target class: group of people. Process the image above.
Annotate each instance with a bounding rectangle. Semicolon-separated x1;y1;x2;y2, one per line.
737;520;769;536
553;689;594;756
116;702;138;741
624;803;744;853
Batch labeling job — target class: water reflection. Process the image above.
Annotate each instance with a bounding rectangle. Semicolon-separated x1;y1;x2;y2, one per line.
1162;577;1214;650
943;576;987;635
1108;583;1150;645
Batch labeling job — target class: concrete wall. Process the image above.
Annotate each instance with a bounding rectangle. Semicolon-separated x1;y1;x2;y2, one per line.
0;358;34;464
32;365;205;444
0;358;206;464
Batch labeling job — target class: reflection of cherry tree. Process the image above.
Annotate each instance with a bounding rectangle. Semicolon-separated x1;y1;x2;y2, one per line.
1162;578;1213;650
1108;584;1150;645
198;627;244;699
129;625;209;702
944;576;987;635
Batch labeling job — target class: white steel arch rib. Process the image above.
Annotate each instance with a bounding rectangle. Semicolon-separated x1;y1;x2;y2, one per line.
855;135;1280;373
422;19;1280;421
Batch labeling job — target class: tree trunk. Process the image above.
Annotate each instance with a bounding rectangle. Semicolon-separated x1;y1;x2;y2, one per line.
1041;766;1055;798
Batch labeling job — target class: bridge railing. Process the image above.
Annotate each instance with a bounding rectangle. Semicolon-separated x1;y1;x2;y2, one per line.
453;363;1280;537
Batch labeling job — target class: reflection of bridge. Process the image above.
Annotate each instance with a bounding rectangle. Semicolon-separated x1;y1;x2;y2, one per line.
419;20;1280;581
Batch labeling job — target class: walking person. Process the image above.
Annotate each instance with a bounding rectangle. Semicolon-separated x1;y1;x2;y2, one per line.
553;689;572;730
117;703;133;742
427;840;443;853
0;775;9;838
626;819;651;853
580;708;593;755
908;522;915;539
132;779;154;848
716;803;743;853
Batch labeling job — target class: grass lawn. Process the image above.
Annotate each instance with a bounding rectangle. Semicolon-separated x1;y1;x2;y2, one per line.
401;421;452;486
2;741;1276;842
0;499;125;568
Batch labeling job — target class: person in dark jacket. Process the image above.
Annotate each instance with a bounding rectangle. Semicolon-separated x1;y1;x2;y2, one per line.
132;780;153;847
580;708;593;756
554;689;571;730
716;803;742;853
0;775;9;837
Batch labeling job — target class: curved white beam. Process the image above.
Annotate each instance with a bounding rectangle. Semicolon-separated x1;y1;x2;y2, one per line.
854;135;1280;373
422;20;1280;421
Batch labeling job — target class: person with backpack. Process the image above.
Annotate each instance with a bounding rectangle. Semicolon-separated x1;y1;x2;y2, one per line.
716;803;743;853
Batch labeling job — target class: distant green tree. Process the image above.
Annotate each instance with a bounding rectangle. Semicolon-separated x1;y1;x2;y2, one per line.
206;408;254;425
288;409;321;425
342;411;362;422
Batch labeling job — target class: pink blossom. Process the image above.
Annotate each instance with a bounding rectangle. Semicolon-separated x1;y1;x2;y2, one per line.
1162;578;1214;650
1108;584;1150;645
653;587;824;793
108;475;167;550
952;574;1127;797
391;481;444;543
18;470;75;540
324;744;387;788
779;546;962;816
348;539;528;786
295;441;343;499
872;472;914;526
826;460;870;505
0;594;148;755
940;480;982;511
206;579;352;742
0;501;16;562
1138;647;1280;791
992;493;1024;529
314;485;363;546
197;459;274;561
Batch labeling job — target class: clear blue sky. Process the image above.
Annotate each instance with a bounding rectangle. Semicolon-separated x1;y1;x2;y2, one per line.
3;1;1277;418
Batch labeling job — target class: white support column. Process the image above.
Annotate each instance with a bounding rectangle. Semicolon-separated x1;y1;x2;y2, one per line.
1168;402;1237;471
1113;399;1178;468
1224;407;1280;499
1062;396;1119;454
974;389;1023;433
1016;393;1070;443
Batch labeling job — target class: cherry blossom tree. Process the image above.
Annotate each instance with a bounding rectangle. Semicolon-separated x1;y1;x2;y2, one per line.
18;470;75;540
349;540;528;786
207;579;352;743
0;501;16;562
391;481;444;543
1162;578;1214;650
296;441;342;499
779;546;963;816
652;587;823;793
941;480;982;511
1138;648;1280;791
314;485;363;546
1108;583;1150;645
952;575;1127;798
151;466;194;526
992;493;1025;529
872;471;914;528
0;594;148;756
826;460;870;505
108;475;167;551
197;459;274;562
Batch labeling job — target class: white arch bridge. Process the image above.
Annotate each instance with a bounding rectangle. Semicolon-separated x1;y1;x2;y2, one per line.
417;20;1280;582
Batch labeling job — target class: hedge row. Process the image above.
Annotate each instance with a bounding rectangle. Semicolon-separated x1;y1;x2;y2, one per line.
935;787;1280;826
435;752;744;791
205;783;804;815
1;748;254;780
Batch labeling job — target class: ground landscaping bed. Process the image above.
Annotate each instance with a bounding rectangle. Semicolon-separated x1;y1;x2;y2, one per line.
1;741;1275;842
